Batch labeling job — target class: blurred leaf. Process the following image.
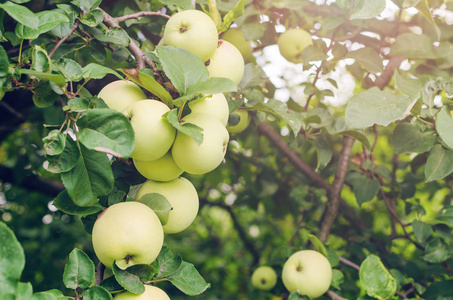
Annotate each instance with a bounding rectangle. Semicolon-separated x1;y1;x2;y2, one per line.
71;0;102;11
390;123;436;154
43;130;66;156
0;222;25;294
435;106;453;149
349;173;380;206
63;248;95;290
167;109;203;145
82;63;122;80
32;82;60;108
308;235;328;256
238;63;267;91
0;2;38;30
346;47;383;73
15;282;32;300
412;220;432;243
423;238;450;263
424;144;453;182
31;292;57;300
139;193;172;226
416;0;441;41
359;255;397;299
389;33;435;58
288;292;308;299
53;190;103;216
19;69;66;86
112;263;145;294
217;0;245;32
350;0;386;20
83;286;112;300
167;262;210;296
394;70;422;96
313;134;332;170
331;269;344;290
94;27;129;46
434;206;453;227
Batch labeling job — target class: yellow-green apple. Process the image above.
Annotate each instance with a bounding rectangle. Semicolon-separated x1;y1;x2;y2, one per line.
124;100;175;161
172;113;229;175
226;109;249;133
163;10;218;62
114;285;170;300
251;266;277;291
136;177;199;234
277;28;312;64
222;28;253;61
207;40;245;85
97;80;147;112
133;152;183;182
188;93;229;126
91;202;164;269
282;250;332;298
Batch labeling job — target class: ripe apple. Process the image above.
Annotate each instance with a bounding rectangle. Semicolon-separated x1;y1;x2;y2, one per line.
222;28;253;61
188;93;229;126
251;266;277;291
172;113;229;175
114;285;170;300
124;100;175;161
162;10;218;62
97;80;147;113
133;152;183;182
282;250;332;298
277;28;313;64
207;40;245;85
136;177;199;234
91;202;164;269
226;109;250;133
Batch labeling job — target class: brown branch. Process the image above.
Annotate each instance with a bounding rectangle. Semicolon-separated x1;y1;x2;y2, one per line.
49;20;80;58
326;291;349;300
339;256;360;271
95;262;105;285
114;11;170;23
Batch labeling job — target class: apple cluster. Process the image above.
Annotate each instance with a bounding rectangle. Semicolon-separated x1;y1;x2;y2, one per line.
91;9;250;299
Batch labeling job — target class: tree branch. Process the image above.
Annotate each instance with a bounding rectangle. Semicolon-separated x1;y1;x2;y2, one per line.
114;11;170;23
326;290;349;300
339;256;360;271
49;20;80;58
95;262;105;285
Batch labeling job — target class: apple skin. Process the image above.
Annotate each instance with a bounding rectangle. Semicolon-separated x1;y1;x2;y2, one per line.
251;266;278;291
221;28;253;61
124;100;175;161
97;80;147;113
133;152;183;182
172;113;229;175
188;93;229;126
277;28;313;64
136;177;199;234
163;10;218;62
114;285;170;300
226;109;250;133
207;40;245;85
91;202;164;269
282;250;332;298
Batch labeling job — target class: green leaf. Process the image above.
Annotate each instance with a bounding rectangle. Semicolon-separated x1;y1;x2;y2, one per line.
423;238;450;263
32;82;60;108
139;193;172;226
167;261;210;296
175;77;237;104
359;255;397;299
77;109;135;158
288;292;308;300
434;206;453;227
45;137;80;173
122;69;173;107
83;286;112;300
94;27;130;46
313;134;332;170
238;63;268;91
31;292;57;300
0;222;25;294
19;69;66;86
61;144;114;207
350;0;386;20
217;0;245;32
43;130;66;156
345;47;383;73
345;87;415;130
15;10;69;40
394;70;423;96
342;130;371;150
31;46;51;73
63;248;95;290
51;7;76;38
412;220;432;243
99;276;124;293
167;109;203;145
63;97;90;112
80;9;103;27
71;0;102;11
308;235;328;257
0;45;8;77
331;269;344;290
55;58;83;82
424;144;453;182
416;0;441;41
153;247;182;278
0;2;38;30
53;190;104;216
124;265;155;282
349;173;380;206
112;263;145;294
157;46;209;95
436;106;453;150
390;123;436;154
82;63;122;80
389;33;435;58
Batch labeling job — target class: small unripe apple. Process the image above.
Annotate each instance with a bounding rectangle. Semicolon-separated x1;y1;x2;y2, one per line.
222;28;253;61
207;40;245;85
188;93;229;126
136;177;199;234
282;250;332;298
251;266;277;291
97;80;147;113
277;28;312;64
133;152;183;182
226;109;250;133
114;285;170;300
91;202;164;269
163;10;218;62
172;113;229;175
124;100;175;161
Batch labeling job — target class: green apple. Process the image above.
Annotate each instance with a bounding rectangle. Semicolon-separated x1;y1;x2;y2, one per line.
282;250;332;298
91;202;164;269
251;266;277;291
136;177;199;234
114;285;170;300
277;28;312;64
222;28;253;61
188;93;229;126
97;80;147;113
226;109;249;133
163;10;218;62
133;152;183;182
124;100;175;161
172;113;229;175
207;40;245;85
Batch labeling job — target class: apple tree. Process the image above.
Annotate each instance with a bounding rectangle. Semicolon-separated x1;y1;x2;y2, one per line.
0;0;453;299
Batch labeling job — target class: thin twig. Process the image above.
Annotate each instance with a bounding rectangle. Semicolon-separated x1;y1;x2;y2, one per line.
114;11;170;23
49;20;80;58
95;262;105;285
326;290;349;300
339;256;360;271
